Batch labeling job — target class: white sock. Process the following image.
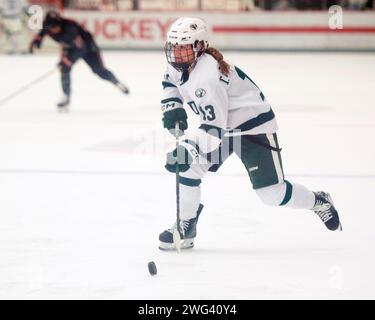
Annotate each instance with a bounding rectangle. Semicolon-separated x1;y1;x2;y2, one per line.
180;184;201;220
256;182;315;209
285;183;315;209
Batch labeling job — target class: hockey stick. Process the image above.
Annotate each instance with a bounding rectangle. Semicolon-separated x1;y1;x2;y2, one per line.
173;121;182;252
0;67;57;107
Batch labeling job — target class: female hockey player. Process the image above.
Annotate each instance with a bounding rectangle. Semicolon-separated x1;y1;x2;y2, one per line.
29;10;129;110
159;17;342;250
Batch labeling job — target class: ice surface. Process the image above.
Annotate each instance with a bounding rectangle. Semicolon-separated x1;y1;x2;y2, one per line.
0;52;374;299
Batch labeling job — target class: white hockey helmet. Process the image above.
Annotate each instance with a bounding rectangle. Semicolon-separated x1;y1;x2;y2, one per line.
165;17;209;72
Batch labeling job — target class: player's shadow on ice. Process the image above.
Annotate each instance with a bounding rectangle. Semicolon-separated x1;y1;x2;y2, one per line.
193;247;347;256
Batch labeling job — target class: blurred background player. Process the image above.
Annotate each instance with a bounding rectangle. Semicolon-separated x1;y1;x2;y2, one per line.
29;10;129;111
0;0;29;54
159;17;342;250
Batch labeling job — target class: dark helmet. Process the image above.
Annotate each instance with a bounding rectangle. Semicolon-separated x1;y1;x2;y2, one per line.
43;10;62;31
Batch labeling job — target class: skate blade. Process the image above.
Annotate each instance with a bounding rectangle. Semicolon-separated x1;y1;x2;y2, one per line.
338;222;343;231
173;229;181;252
159;239;194;251
116;83;129;94
57;106;70;113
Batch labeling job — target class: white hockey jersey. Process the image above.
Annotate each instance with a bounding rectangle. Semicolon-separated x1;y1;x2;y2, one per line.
161;53;278;152
0;0;28;18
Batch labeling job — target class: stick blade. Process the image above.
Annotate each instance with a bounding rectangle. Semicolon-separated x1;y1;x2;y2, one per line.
173;229;181;253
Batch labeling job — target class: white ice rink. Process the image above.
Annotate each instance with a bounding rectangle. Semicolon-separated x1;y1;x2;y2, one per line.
0;51;374;299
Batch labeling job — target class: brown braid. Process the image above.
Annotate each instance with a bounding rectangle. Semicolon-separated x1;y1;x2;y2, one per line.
205;47;230;76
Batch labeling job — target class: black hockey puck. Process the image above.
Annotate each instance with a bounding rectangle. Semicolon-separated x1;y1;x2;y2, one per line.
148;261;157;276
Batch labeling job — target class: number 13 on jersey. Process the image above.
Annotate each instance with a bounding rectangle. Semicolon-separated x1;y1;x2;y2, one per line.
187;101;216;121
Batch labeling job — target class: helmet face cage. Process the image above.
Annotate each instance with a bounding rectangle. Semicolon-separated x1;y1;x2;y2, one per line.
165;40;206;73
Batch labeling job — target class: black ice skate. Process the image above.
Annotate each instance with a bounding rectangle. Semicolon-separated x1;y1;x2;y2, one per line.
312;191;342;231
57;94;70;112
159;204;204;251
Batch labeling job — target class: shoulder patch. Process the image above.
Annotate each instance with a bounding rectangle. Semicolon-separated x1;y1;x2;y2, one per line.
195;88;206;98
